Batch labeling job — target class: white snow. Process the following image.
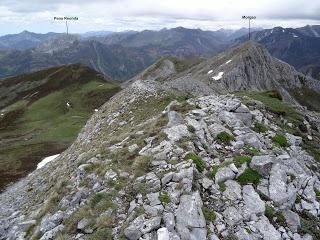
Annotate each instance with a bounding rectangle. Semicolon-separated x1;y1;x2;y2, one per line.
37;154;60;169
207;70;213;74
94;109;99;112
282;30;285;33
212;72;224;81
0;113;4;116
271;30;273;34
225;60;232;64
292;34;298;38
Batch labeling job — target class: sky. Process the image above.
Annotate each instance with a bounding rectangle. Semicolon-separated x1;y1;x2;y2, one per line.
0;0;320;35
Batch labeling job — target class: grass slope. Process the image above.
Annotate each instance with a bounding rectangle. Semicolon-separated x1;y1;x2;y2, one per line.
0;65;120;191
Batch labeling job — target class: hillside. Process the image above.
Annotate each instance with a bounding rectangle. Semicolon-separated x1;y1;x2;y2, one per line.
0;42;320;240
0;64;121;191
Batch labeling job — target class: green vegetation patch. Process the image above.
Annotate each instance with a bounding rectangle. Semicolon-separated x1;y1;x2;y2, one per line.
216;131;235;145
202;207;216;222
233;155;252;168
265;206;275;220
244;146;260;156
185;152;207;172
207;165;220;179
252;122;268;133
218;182;226;192
273;134;289;148
235;91;303;126
237;168;262;185
90;192;116;213
159;192;171;204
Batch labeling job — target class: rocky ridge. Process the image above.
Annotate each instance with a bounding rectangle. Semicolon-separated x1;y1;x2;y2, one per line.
1;42;320;240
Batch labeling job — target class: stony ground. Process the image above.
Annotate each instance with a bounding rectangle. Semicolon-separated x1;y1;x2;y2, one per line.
1;78;320;240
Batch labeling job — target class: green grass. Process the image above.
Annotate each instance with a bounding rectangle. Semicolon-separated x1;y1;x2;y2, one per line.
265;206;275;220
218;182;226;192
202;207;216;222
159;192;171;204
273;134;289;148
276;212;286;225
185;152;207;172
187;125;196;133
216;131;235;145
237;168;262;185
207;165;220;179
233;155;252;168
252;122;268;133
19;81;119;142
89;192;116;213
244;146;260;156
0;78;120;189
315;189;320;200
235;91;303;126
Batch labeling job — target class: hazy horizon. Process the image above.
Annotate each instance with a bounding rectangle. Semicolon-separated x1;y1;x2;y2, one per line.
1;24;320;37
0;0;320;36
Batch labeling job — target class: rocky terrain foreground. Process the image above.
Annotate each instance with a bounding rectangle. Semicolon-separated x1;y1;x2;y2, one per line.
1;42;320;240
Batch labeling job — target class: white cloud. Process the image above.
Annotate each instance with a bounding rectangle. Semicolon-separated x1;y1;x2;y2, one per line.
0;0;319;35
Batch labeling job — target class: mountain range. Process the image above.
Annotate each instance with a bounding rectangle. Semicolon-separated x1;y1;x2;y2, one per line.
1;40;320;240
0;27;261;80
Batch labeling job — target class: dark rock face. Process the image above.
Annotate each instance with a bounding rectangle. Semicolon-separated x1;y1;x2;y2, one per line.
234;25;320;80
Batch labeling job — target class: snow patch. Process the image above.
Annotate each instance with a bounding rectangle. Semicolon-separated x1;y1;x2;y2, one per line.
282;30;285;33
212;72;224;81
94;109;99;112
225;60;232;64
37;154;60;169
271;30;273;34
292;34;298;38
207;70;213;74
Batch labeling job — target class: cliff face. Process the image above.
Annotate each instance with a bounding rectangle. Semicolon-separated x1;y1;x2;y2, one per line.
1;42;320;240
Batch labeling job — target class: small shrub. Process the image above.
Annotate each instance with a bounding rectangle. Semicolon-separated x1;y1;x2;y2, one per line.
244;146;260;156
295;195;302;204
90;192;115;212
273;134;289;147
233;155;252;168
55;233;69;240
276;212;286;225
133;155;152;177
218;182;226;192
207;165;219;179
315;189;320;200
202;207;216;222
159;192;171;204
185;152;207;172
187;125;196;133
265;206;275;220
266;90;283;100
216;131;235;145
86;228;113;240
237;168;262;185
252;122;268;133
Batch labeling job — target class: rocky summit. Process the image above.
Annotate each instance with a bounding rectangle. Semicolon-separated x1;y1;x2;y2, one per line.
1;42;320;240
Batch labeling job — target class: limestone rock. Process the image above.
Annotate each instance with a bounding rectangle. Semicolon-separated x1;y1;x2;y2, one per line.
250;155;274;176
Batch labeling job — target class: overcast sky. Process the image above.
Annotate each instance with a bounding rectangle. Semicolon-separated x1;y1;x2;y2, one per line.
0;0;320;35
